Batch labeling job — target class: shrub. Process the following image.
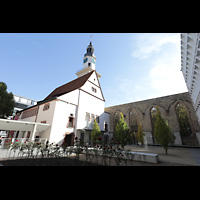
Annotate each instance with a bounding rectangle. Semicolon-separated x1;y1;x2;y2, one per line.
115;112;132;149
153;107;175;155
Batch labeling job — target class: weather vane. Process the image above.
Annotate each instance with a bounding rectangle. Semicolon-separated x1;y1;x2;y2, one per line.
90;35;93;42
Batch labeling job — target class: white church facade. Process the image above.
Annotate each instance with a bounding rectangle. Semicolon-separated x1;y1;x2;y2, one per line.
17;41;110;145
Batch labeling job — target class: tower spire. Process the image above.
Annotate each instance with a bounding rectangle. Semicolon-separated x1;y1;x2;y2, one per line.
90;35;93;43
76;39;101;78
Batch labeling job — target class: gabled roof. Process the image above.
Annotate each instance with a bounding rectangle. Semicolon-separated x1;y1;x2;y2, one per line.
43;71;94;101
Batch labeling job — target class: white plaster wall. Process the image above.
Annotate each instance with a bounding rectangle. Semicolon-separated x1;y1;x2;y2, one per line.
81;81;103;100
88;71;99;86
99;112;110;132
76;71;108;132
83;56;96;70
35;100;56;140
36;101;56;124
76;90;105;131
57;90;79;105
81;74;104;101
49;100;76;143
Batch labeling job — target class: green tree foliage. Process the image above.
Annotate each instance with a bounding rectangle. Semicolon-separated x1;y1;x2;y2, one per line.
115;112;132;149
0;82;15;119
135;122;145;145
91;119;101;144
153;107;175;155
176;104;192;137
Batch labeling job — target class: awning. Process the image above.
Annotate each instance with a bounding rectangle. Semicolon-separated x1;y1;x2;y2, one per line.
0;118;50;132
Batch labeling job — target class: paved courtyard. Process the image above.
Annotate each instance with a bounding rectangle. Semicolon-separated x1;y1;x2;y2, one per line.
1;145;200;166
124;145;200;166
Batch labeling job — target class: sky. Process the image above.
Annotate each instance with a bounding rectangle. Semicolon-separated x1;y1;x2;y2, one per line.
0;33;188;107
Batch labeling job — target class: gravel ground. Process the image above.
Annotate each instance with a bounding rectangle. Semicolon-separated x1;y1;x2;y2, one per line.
124;145;200;166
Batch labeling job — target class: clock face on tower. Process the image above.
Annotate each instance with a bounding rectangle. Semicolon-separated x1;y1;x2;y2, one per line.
92;58;96;64
83;58;88;64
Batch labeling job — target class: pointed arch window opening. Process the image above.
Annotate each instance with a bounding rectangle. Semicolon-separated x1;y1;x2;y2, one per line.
175;103;193;137
150;106;158;144
129;110;138;133
113;112;121;132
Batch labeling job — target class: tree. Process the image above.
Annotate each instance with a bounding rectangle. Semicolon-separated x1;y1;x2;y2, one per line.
91;119;101;144
115;112;132;149
0;82;15;119
176;104;192;137
135;122;145;145
153;107;175;155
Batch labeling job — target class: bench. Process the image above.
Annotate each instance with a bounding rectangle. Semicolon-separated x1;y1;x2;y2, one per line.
125;151;159;163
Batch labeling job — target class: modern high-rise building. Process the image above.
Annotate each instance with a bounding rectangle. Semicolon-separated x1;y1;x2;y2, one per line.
180;33;200;125
13;94;37;116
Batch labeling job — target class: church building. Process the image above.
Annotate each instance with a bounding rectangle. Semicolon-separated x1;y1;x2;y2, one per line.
18;41;110;145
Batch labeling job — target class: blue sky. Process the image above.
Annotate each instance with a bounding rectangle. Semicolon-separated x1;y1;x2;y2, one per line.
0;33;188;107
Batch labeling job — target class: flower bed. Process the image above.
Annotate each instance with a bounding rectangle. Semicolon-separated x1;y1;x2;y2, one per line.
1;137;160;166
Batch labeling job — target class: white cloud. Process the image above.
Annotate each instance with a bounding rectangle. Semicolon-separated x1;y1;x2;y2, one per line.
131;34;187;100
105;33;188;107
149;51;188;96
131;33;180;60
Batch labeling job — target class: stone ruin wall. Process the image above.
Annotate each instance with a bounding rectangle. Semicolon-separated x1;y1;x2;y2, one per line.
105;92;200;146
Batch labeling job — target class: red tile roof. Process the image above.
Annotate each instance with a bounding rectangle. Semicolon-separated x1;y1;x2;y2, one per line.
44;71;94;101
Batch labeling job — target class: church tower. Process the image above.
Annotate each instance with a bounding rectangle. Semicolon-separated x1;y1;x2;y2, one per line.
76;40;101;78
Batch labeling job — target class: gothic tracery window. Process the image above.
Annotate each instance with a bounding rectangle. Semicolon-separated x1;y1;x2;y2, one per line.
176;103;192;137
